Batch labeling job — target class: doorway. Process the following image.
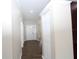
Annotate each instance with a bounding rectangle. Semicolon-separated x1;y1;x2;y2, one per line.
25;25;37;40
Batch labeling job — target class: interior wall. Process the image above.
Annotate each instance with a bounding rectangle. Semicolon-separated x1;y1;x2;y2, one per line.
36;19;42;40
41;10;52;59
40;1;74;59
52;1;74;59
25;25;37;40
2;7;13;59
2;0;23;59
20;21;24;48
40;2;55;59
23;17;41;41
2;0;13;59
24;20;36;41
24;23;37;41
12;0;23;59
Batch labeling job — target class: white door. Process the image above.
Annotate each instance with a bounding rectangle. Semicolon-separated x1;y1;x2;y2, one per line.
26;25;36;40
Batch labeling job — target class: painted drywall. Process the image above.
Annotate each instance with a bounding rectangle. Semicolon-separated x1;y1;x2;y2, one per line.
36;20;42;46
52;1;74;59
25;25;37;40
24;20;42;41
23;16;41;41
12;0;23;59
40;1;74;59
36;19;42;40
24;24;37;41
2;9;13;59
23;18;38;41
22;13;41;26
40;2;55;59
2;0;13;59
20;21;24;48
2;0;23;59
41;10;52;59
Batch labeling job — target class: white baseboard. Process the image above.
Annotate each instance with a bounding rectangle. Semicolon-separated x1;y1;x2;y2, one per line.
20;48;22;59
42;56;45;59
20;53;22;59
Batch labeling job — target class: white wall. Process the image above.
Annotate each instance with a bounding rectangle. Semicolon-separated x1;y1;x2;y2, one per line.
2;9;13;59
40;2;55;59
52;1;74;59
12;0;23;59
2;0;23;59
41;10;52;59
23;20;37;41
40;1;74;59
24;24;37;41
23;17;41;41
25;25;37;40
36;19;42;41
20;21;24;48
2;0;13;59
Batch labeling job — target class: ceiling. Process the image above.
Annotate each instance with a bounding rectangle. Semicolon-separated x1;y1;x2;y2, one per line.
16;0;77;22
17;0;50;22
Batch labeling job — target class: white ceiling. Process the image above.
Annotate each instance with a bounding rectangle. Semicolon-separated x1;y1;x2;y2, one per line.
17;0;50;21
16;0;77;22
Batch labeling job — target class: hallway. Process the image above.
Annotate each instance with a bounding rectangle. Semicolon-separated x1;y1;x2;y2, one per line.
2;0;76;59
21;40;42;59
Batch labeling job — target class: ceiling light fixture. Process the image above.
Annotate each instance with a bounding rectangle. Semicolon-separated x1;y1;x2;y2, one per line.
30;10;34;13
